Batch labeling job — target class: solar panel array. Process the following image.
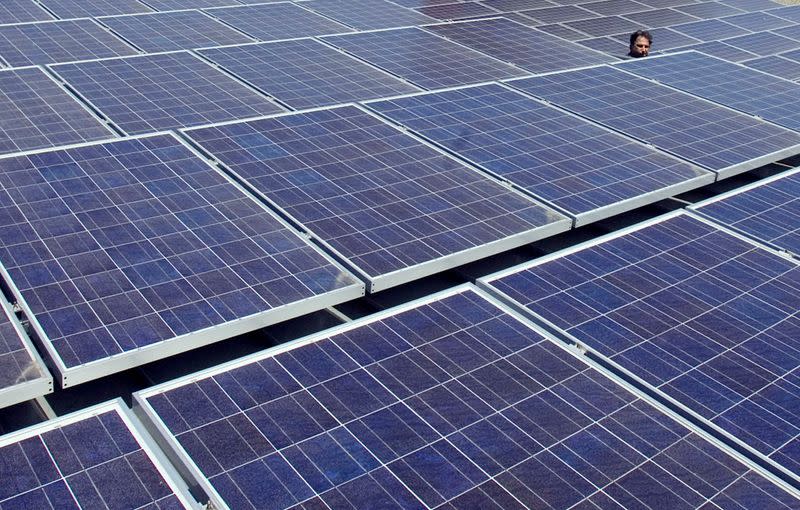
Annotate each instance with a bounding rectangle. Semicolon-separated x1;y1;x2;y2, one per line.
204;3;353;42
137;286;800;510
509;65;800;177
0;295;51;410
184;106;570;291
481;212;800;484
303;0;438;29
0;1;54;24
367;83;712;225
0;400;193;508
37;0;153;18
0;133;363;385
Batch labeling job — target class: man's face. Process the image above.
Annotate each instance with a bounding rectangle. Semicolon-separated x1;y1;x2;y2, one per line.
630;36;650;57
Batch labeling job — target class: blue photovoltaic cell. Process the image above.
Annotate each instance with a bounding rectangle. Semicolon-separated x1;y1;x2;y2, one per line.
51;52;283;135
0;134;360;375
0;402;190;509
721;31;800;56
38;0;152;17
185;106;566;287
425;18;613;75
303;0;437;29
676;1;746;18
0;67;114;156
721;11;795;31
743;55;800;81
0;19;138;67
139;287;800;510
695;170;800;255
664;40;759;62
0;1;54;24
417;2;498;21
323;27;525;90
367;84;711;222
622;8;699;27
99;10;253;53
199;39;419;110
205;3;352;42
143;0;241;9
0;300;49;408
671;19;750;41
581;0;649;16
619;52;800;132
484;212;800;483
519;5;597;24
509;65;800;175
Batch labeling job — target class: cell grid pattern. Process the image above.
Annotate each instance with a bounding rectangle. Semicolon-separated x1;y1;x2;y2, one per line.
0;1;54;24
37;0;153;18
671;19;750;42
479;0;557;11
0;406;185;509
535;23;591;40
519;5;597;24
142;0;242;9
323;27;525;90
579;36;630;55
0;19;138;68
0;67;113;157
580;0;650;16
613;27;700;51
676;1;746;19
205;3;352;42
142;288;800;510
0;306;46;400
303;0;437;30
619;51;800;133
387;0;453;8
725;0;784;12
775;24;800;43
98;10;253;53
743;55;800;81
486;213;800;478
721;11;795;31
622;8;699;27
663;40;758;62
50;52;283;135
368;84;709;218
510;65;800;173
199;39;419;110
770;5;800;23
417;2;498;20
720;31;800;56
564;15;641;37
0;134;357;368
185;106;560;280
425;19;612;75
697;170;800;255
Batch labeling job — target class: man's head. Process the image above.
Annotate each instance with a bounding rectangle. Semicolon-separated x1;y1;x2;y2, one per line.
629;30;652;58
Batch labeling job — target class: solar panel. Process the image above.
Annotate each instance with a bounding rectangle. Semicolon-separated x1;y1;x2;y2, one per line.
769;5;800;23
204;3;353;42
676;1;746;18
198;39;419;110
721;11;795;31
614;27;701;51
37;0;152;18
0;19;138;67
98;10;254;53
0;67;116;156
50;51;283;135
0;1;54;24
519;5;597;24
690;167;800;256
720;31;800;56
623;8;699;27
671;19;750;41
387;0;453;7
564;16;641;37
725;0;783;12
783;47;800;64
743;55;800;81
366;83;712;226
0;399;195;508
626;0;698;7
142;0;241;9
775;24;800;43
509;65;800;178
618;51;800;132
581;0;649;16
322;27;526;90
136;285;800;510
417;2;498;21
480;211;800;487
302;0;437;30
578;36;630;55
0;132;363;386
479;0;556;11
535;22;592;40
664;40;759;62
184;106;569;292
425;18;613;75
0;295;51;410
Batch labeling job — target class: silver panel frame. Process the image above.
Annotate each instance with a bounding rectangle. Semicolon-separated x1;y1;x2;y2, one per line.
181;103;572;293
0;132;365;388
478;209;800;489
0;398;200;509
362;81;716;227
133;283;800;509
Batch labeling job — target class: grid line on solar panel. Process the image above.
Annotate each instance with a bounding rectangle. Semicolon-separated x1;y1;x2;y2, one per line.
676;1;746;19
671;19;751;41
423;18;613;75
321;26;527;90
518;5;597;24
136;285;800;510
141;0;242;9
0;132;363;386
479;0;557;11
768;5;800;23
689;167;800;256
184;105;570;292
535;22;593;40
742;54;800;81
0;399;194;508
721;11;795;31
302;0;438;30
719;31;800;56
204;2;353;42
564;15;641;37
38;0;153;18
580;0;650;16
198;39;420;110
611;27;701;52
621;7;699;27
365;83;713;226
0;1;54;24
0;66;116;156
0;295;52;410
578;35;630;55
725;0;783;12
416;2;499;21
508;65;800;178
97;9;254;53
0;18;139;67
618;51;800;133
480;211;800;487
663;39;759;62
49;51;284;135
